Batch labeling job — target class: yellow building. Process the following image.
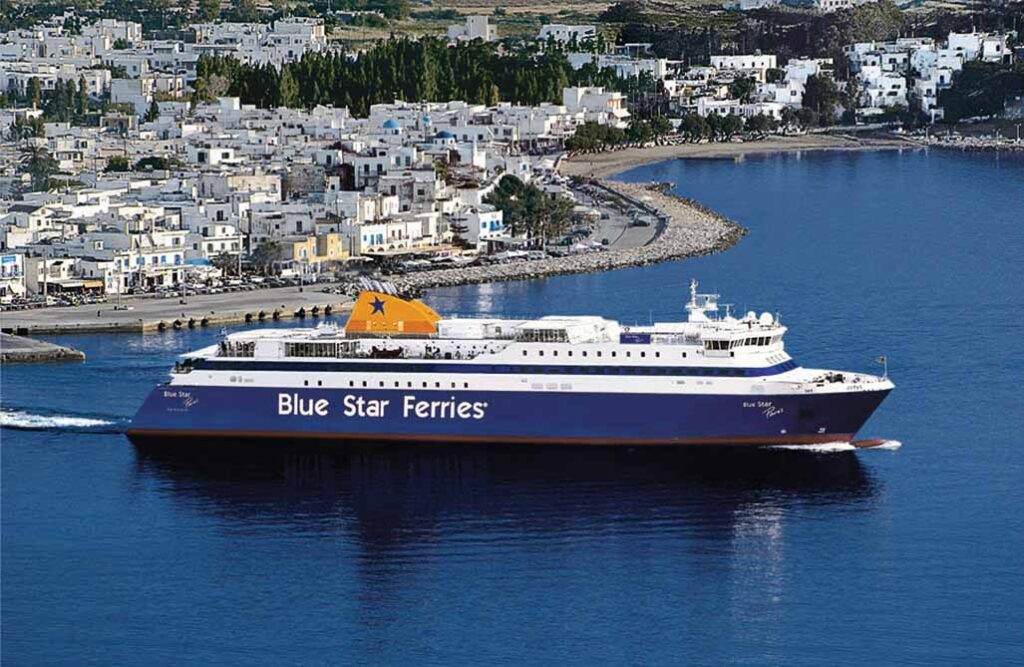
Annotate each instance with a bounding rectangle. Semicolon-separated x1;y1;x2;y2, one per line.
277;233;349;269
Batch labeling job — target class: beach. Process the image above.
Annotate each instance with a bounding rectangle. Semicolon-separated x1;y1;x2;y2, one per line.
558;133;918;179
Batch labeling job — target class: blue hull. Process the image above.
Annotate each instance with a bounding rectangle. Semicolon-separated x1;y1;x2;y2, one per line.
127;385;890;446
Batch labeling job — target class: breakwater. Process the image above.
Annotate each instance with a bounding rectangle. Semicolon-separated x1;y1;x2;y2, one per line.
0;333;85;364
394;180;747;295
1;285;352;336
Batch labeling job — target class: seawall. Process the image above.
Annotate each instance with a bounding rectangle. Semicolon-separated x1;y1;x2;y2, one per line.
393;180;747;295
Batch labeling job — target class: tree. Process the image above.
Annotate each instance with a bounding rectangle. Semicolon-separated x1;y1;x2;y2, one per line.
105;156;130;172
196;0;221;22
232;0;259;22
803;74;841;126
76;75;89;117
745;113;778;137
144;97;160;122
19;146;58;192
720;114;744;139
250;241;282;275
728;77;757;103
278;67;299;108
679;114;709;142
26;77;41;108
212;252;238;276
134;155;182;171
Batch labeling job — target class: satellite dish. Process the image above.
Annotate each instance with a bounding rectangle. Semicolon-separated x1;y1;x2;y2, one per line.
745;310;757;321
759;312;773;326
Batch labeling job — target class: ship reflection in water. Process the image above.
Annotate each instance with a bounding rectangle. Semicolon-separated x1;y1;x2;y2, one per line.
131;442;878;545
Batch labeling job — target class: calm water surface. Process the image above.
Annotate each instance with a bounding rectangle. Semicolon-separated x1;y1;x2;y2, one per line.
3;150;1022;664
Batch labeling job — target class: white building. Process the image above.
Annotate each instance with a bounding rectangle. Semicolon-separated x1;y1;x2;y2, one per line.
538;25;597;46
447;16;496;43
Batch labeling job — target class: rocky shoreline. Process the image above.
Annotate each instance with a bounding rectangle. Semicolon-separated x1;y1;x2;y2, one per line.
393;180;747;296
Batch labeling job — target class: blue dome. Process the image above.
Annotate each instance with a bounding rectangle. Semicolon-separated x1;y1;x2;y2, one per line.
422;115;432;125
382;119;401;130
436;130;454;139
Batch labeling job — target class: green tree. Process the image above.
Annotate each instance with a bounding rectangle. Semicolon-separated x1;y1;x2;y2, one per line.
196;0;221;22
728;77;757;103
19;146;58;191
26;77;41;108
232;0;259;22
144;97;160;122
105;156;131;172
720;114;744;139
679;114;709;142
278;67;299;107
803;74;841;126
250;241;282;275
76;75;89;117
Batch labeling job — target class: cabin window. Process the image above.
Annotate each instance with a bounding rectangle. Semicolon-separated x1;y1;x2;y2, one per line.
539;351;544;356
286;342;340;358
362;381;367;387
317;380;322;387
641;352;646;358
304;380;309;386
611;352;617;358
597;351;602;357
655;352;661;358
582;351;588;357
349;381;354;387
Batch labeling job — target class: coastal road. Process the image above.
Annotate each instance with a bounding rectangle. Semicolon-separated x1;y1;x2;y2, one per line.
0;284;353;335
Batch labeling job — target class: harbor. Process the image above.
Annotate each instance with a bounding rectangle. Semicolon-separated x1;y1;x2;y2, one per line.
0;283;351;335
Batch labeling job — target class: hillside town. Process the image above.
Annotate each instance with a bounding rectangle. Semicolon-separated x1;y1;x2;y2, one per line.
0;11;1019;307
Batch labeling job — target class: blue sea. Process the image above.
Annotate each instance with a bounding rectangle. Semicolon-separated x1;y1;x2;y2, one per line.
3;149;1023;664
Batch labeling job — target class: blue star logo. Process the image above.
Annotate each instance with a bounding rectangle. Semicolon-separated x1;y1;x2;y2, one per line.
370;296;386;315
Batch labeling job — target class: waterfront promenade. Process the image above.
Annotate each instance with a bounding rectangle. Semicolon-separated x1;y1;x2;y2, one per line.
393;180;746;294
0;284;352;335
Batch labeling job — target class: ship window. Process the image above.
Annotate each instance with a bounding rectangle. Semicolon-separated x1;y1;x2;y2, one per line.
317;380;322;387
379;381;384;387
655;352;661;358
582;351;587;357
304;380;309;386
463;383;468;388
611;352;617;358
626;352;631;358
553;351;558;357
539;350;544;356
568;351;573;357
435;382;440;388
349;381;354;387
395;382;400;388
523;350;527;356
362;381;367;387
641;352;646;358
407;382;412;388
422;382;428;388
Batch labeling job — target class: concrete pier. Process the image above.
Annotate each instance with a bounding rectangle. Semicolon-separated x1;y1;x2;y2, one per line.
0;284;353;336
0;333;85;364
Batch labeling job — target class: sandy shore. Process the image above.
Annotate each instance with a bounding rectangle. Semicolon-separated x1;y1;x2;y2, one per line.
559;133;919;179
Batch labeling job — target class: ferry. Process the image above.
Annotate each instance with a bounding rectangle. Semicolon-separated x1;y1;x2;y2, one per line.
127;282;893;447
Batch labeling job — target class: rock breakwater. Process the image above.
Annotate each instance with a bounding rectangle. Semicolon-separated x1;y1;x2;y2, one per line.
393;181;747;295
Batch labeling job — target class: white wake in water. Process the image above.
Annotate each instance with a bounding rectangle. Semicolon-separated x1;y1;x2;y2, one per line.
0;409;117;430
767;442;858;453
870;439;902;450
